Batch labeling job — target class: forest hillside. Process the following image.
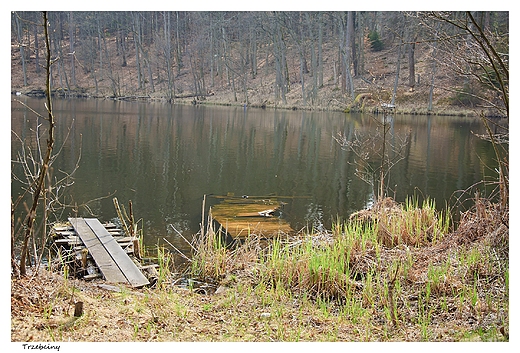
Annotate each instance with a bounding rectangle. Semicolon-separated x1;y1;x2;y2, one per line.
11;11;508;116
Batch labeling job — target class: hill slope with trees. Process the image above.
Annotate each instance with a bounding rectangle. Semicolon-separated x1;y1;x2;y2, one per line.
11;11;508;116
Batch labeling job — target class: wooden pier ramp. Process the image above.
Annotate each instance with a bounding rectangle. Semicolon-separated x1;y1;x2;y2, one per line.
68;218;149;288
208;195;293;239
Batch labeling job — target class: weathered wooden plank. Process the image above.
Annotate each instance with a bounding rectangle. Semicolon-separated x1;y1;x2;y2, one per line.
210;197;293;239
114;236;135;243
84;218;149;288
83;273;103;280
69;218;128;284
53;226;75;232
54;238;83;246
54;230;78;237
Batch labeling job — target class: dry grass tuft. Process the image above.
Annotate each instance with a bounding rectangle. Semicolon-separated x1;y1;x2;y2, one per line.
455;195;508;250
350;197;450;247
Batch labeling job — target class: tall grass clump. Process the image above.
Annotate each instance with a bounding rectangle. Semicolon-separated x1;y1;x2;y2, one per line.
259;221;381;302
188;212;265;284
260;236;356;301
155;245;173;287
350;196;451;247
190;219;229;282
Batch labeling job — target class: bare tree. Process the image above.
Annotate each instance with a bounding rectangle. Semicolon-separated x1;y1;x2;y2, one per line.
13;12;55;276
430;11;508;210
335;107;410;201
12;12;93;276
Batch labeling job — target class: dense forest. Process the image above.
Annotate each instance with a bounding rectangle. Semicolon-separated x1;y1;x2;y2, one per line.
11;11;509;116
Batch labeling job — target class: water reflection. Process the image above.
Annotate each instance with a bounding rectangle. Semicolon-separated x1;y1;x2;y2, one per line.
11;97;503;253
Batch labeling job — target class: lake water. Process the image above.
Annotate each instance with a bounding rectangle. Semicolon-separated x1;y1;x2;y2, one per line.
11;96;503;255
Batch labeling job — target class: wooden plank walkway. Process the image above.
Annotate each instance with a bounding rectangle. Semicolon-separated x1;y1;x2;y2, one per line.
69;218;149;288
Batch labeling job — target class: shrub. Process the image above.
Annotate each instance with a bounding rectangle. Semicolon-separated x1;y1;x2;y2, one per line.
368;31;383;51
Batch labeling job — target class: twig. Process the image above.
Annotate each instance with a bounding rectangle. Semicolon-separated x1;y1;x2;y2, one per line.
169;224;197;252
162;237;192;263
113;197;130;236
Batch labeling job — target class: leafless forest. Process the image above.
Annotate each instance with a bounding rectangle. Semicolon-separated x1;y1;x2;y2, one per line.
11;11;508;115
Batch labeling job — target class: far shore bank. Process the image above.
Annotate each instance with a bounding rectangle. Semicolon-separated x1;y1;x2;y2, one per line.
13;87;500;119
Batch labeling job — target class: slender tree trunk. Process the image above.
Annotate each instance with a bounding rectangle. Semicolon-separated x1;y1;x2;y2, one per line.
34;13;41;74
272;15;287;105
96;16;103;73
428;24;439;112
358;13;366;76
52;29;69;93
408;35;417;90
175;11;183;76
250;27;258;78
345;11;355;99
133;13;143;90
19;11;55;276
350;11;358;76
90;37;99;94
69;12;76;87
15;14;27;87
392;36;403;106
120;25;127;67
339;14;346;93
299;49;306;106
305;12;318;104
164;11;175;102
318;12;324;87
209;14;215;87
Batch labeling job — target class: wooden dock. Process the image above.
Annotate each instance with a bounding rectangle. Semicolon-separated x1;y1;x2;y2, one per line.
53;218;150;288
209;196;293;238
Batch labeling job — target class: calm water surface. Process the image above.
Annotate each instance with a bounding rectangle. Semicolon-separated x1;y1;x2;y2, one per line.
11;97;502;254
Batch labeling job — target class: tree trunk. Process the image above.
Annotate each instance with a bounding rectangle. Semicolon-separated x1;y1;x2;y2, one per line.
164;11;175;102
318;12;324;87
69;12;76;87
120;26;128;67
250;26;258;78
345;11;355;99
305;12;318;104
96;15;103;73
428;25;439;112
350;11;358;76
272;15;287;105
19;12;56;276
408;35;417;90
175;12;183;76
52;28;69;92
392;36;403;106
14;13;27;87
33;13;41;74
339;13;346;93
133;13;143;90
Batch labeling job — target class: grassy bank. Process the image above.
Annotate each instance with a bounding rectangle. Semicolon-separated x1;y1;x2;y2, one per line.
11;196;508;342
